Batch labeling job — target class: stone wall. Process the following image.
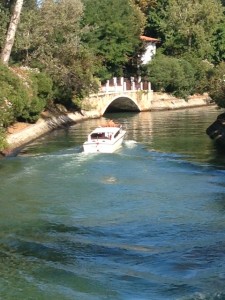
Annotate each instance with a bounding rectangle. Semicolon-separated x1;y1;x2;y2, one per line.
3;110;100;156
151;93;212;110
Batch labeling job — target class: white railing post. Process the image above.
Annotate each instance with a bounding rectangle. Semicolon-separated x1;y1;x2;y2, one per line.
131;77;135;90
106;80;109;93
148;82;151;91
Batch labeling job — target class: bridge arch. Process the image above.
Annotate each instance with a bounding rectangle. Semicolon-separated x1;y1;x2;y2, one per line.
82;89;153;115
102;95;141;115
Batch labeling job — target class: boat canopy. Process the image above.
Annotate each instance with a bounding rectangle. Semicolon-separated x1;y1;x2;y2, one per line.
89;126;121;140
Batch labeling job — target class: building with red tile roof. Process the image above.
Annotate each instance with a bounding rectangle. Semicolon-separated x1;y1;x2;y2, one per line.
140;35;160;64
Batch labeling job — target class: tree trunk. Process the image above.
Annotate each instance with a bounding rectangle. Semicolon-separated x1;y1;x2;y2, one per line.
1;0;24;65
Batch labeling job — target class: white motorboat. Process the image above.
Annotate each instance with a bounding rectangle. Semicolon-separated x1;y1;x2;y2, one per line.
83;122;126;153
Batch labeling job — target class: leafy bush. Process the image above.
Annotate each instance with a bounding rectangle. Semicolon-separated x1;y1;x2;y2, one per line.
0;63;53;127
182;54;214;94
30;72;53;101
0;63;30;127
0;127;7;152
26;72;53;122
144;53;196;98
82;0;145;80
44;47;100;109
0;3;9;48
207;61;225;108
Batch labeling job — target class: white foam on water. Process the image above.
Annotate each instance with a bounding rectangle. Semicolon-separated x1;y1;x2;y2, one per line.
123;140;138;148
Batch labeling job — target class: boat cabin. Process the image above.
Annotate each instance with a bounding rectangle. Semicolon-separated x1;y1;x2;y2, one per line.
89;127;121;141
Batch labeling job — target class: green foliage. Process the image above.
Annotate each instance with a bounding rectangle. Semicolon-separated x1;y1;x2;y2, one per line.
0;63;52;126
212;20;225;63
22;71;53;122
134;0;157;13
0;2;9;46
14;0;99;107
82;0;146;80
181;54;214;94
207;62;225;108
144;53;196;98
0;63;30;126
146;0;223;60
47;46;99;108
145;0;167;40
30;71;53;102
0;127;7;151
23;0;38;10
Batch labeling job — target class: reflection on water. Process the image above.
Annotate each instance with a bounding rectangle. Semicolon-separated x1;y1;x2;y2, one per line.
1;106;225;300
20;106;223;164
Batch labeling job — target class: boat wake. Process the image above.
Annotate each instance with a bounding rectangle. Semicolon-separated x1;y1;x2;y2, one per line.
123;140;138;148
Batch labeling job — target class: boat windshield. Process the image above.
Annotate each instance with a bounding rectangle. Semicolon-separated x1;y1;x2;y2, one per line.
91;132;109;139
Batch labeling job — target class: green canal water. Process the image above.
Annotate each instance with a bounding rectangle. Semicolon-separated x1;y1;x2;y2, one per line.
1;106;225;300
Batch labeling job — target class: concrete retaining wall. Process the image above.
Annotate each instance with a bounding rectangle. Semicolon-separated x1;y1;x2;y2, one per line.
151;93;211;110
3;110;100;156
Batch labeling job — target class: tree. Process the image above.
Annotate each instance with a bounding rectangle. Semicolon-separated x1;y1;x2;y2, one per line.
82;0;146;80
144;0;168;39
0;62;52;125
146;0;223;59
160;0;223;59
133;0;157;13
0;2;10;47
1;0;24;64
207;62;225;108
212;20;225;63
145;53;197;98
14;0;100;105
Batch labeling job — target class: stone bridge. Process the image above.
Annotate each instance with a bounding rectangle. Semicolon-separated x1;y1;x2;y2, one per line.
81;77;153;115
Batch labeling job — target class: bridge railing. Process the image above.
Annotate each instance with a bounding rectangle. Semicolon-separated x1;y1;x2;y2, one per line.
100;77;151;93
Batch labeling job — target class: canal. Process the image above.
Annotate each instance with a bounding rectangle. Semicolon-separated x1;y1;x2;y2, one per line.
0;106;225;300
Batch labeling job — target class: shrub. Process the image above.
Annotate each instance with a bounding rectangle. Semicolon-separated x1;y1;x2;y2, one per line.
0;63;53;126
145;53;214;99
144;53;197;98
0;127;7;152
0;63;30;127
207;61;225;108
30;72;53;101
26;71;53;122
182;54;214;94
